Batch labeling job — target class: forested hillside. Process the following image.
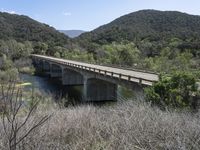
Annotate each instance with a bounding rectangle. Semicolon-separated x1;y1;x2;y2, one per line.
0;12;72;59
0;12;70;44
77;10;200;43
76;10;200;57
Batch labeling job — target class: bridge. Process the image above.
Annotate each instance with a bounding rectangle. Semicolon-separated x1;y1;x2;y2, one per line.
31;54;159;101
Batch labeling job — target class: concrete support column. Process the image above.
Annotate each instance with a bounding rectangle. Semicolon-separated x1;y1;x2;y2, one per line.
42;61;51;76
83;76;88;101
50;64;62;78
62;68;84;85
84;78;117;101
43;61;51;72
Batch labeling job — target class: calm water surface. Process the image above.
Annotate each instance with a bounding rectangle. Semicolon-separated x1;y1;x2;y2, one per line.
20;74;135;103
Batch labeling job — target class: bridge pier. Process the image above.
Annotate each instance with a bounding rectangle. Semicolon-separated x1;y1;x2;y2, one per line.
43;61;51;76
83;78;117;101
62;68;84;85
50;64;62;78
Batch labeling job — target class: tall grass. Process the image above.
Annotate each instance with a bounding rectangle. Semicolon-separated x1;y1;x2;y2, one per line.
1;100;200;150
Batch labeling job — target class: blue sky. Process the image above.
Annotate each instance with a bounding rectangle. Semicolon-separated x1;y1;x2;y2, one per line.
1;0;200;31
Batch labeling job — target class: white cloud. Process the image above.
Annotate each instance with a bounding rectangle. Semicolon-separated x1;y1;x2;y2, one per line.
1;8;18;14
63;12;72;16
8;11;16;14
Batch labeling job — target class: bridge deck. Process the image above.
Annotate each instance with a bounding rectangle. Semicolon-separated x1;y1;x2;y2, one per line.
32;54;159;86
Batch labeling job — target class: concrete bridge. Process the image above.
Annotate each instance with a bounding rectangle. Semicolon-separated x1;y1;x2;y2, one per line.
31;54;159;101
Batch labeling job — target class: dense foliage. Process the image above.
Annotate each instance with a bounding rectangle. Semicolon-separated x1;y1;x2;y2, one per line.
145;72;198;108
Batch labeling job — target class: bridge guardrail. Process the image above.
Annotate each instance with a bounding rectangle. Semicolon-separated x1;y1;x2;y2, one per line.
31;55;158;86
96;63;159;75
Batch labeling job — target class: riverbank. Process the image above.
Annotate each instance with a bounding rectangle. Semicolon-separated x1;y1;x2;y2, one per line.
18;66;35;75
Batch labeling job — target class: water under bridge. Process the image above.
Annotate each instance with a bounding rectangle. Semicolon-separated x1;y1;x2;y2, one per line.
31;54;159;101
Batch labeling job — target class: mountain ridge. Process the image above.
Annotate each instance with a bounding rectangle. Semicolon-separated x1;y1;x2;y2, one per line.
0;12;70;46
76;9;200;45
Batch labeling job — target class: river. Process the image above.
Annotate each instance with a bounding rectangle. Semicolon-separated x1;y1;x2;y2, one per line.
20;73;135;104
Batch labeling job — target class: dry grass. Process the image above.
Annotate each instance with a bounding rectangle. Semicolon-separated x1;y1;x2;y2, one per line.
1;100;200;150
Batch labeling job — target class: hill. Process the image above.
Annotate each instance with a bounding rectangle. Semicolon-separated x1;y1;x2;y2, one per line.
76;10;200;52
0;12;70;46
77;10;200;43
59;30;86;38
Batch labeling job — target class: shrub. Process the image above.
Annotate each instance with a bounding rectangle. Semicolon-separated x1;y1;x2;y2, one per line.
145;71;198;108
0;55;13;71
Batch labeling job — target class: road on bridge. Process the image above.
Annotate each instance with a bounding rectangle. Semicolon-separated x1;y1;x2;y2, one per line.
32;54;159;86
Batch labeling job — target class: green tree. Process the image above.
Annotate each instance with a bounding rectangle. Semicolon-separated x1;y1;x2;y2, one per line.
145;72;198;108
0;40;9;56
0;54;13;71
34;42;48;55
96;42;140;66
118;42;140;66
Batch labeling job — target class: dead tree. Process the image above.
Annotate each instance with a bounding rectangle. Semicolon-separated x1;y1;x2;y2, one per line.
0;79;51;150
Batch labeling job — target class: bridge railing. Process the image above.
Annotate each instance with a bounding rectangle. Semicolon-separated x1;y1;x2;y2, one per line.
96;63;158;75
32;55;158;86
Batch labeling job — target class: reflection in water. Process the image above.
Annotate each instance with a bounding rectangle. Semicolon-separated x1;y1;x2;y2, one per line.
20;74;135;103
20;74;83;102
